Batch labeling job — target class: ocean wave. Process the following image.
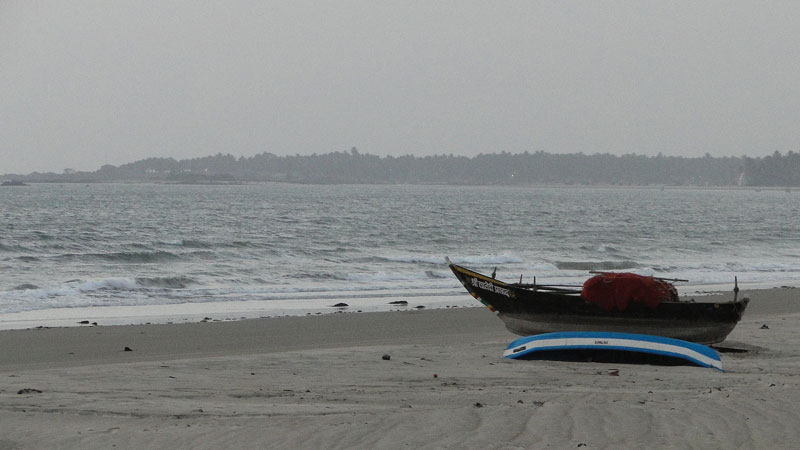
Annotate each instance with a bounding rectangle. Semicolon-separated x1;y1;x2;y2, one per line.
175;239;215;249
287;272;350;281
15;256;40;263
160;239;265;249
1;276;196;300
0;243;33;252
13;283;39;290
450;254;526;265
346;271;437;283
230;241;261;248
555;260;641;271
425;270;450;279
578;244;621;254
287;270;453;283
55;251;183;263
374;253;524;266
135;276;196;289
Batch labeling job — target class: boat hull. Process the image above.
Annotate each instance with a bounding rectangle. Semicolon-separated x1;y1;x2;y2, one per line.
497;312;739;345
449;261;748;345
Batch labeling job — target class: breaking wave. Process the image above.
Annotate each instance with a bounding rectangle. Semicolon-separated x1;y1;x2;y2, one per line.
134;276;196;289
2;276;196;298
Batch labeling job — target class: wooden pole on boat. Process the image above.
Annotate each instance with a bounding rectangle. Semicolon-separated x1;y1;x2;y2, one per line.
734;276;739;302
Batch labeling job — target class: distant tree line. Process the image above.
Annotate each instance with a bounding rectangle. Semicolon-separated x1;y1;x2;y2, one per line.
5;149;800;186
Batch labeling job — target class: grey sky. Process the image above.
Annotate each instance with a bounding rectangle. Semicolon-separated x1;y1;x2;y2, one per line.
2;1;799;174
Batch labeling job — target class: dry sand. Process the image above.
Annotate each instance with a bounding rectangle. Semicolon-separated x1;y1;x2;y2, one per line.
1;287;799;449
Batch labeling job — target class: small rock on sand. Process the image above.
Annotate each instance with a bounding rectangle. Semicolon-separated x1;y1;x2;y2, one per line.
17;388;42;395
124;346;133;352
332;303;349;307
382;354;391;360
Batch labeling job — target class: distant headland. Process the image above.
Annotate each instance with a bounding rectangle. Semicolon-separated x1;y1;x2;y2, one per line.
3;149;799;187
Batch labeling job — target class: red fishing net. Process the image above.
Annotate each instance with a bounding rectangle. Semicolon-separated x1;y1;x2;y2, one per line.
581;272;678;311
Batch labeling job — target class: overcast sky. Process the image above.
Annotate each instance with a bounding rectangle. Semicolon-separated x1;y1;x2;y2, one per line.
2;1;799;174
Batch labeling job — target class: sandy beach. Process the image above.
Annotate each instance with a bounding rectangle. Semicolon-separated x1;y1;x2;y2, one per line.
1;287;799;449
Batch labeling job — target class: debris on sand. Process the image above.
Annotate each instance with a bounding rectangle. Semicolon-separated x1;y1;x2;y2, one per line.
17;388;42;395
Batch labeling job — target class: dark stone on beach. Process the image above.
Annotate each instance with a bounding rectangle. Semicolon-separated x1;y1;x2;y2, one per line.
415;305;425;309
389;301;408;305
474;402;483;408
382;354;391;360
91;322;98;326
124;346;133;352
332;303;349;307
761;324;770;329
78;320;90;324
17;388;42;394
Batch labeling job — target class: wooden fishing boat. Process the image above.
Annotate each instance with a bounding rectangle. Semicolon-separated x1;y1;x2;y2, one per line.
447;258;749;345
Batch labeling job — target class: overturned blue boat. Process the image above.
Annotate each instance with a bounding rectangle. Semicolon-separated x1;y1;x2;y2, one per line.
504;331;723;370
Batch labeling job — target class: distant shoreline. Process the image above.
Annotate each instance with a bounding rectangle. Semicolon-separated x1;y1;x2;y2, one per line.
4;150;799;187
2;179;795;191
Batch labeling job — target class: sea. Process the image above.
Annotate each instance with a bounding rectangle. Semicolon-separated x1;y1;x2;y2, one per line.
1;183;798;328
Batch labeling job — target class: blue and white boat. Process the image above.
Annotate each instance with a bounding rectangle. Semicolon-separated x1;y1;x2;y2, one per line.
504;331;723;370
